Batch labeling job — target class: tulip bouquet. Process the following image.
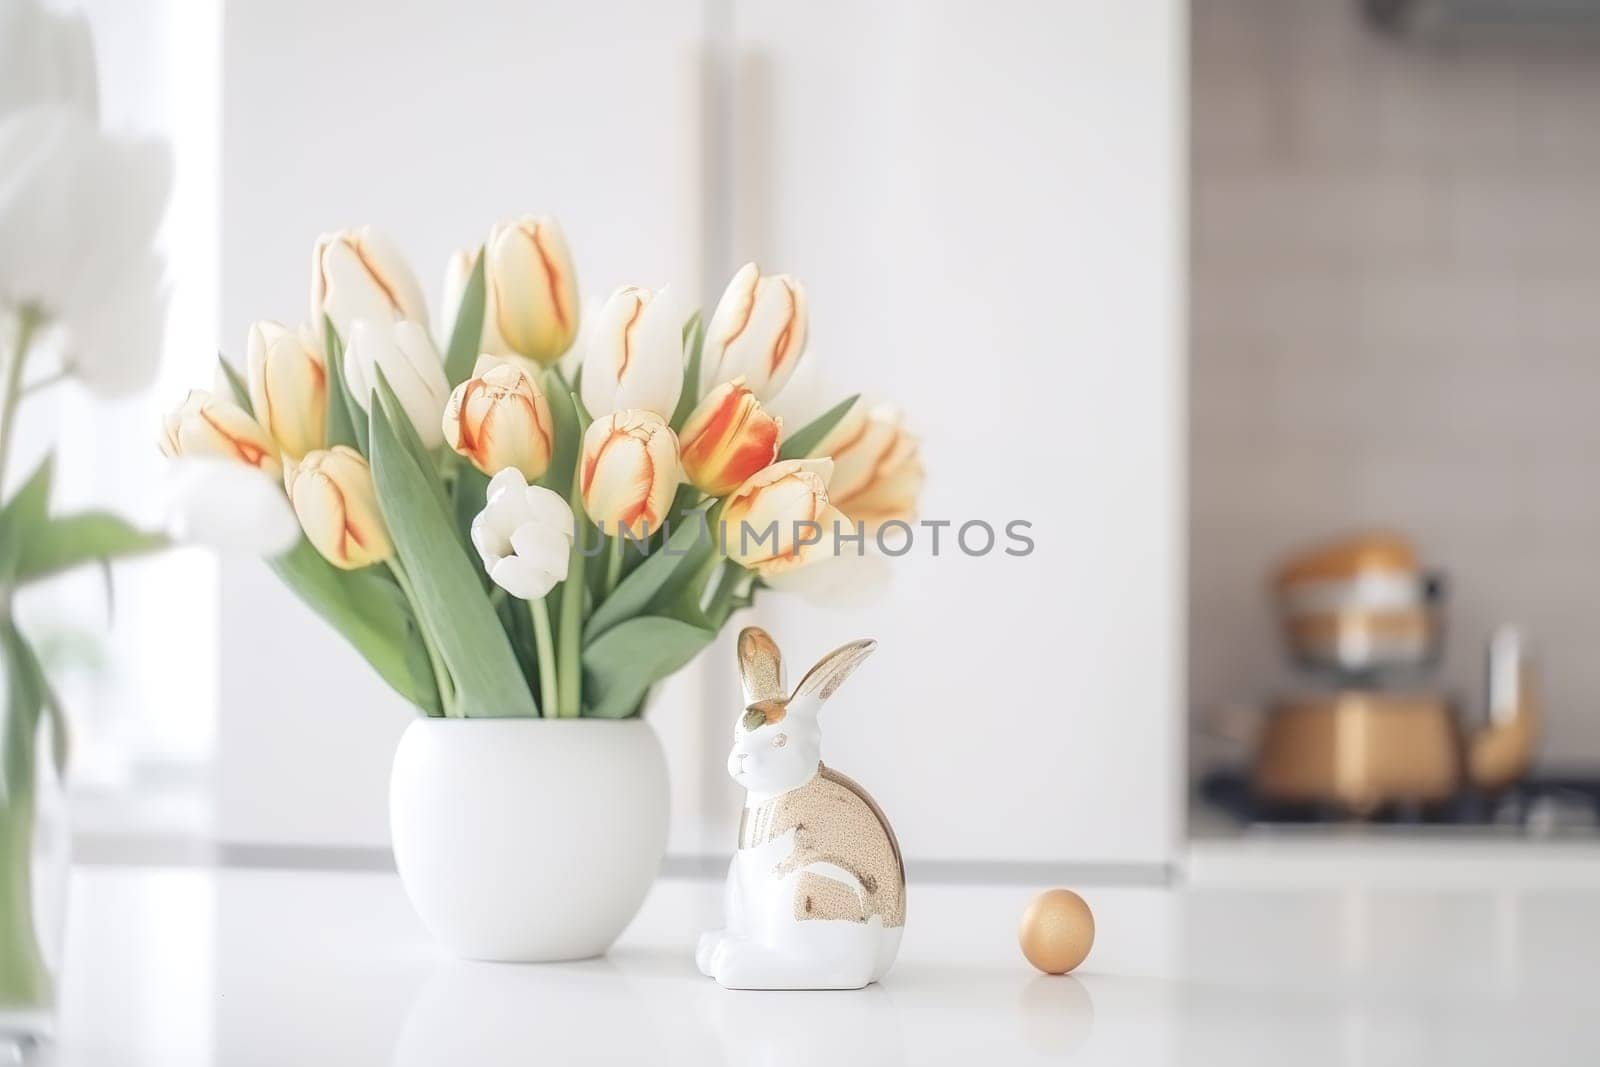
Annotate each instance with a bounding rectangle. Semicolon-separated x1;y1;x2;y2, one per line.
161;219;923;721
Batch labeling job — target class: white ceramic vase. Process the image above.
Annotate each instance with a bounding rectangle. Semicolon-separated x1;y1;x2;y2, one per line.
390;718;667;962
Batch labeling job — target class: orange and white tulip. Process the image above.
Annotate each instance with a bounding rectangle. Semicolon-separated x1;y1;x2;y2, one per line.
821;405;924;533
699;262;807;402
442;359;555;481
720;458;845;577
246;320;326;461
578;285;684;418
485;215;579;367
679;379;781;497
159;389;282;481
579;409;679;539
310;226;429;344
286;446;392;569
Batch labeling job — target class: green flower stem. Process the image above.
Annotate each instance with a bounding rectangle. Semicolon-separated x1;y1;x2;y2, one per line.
0;307;42;491
708;560;747;618
604;536;624;597
556;535;587;718
0;764;51;1014
528;596;558;719
388;560;455;717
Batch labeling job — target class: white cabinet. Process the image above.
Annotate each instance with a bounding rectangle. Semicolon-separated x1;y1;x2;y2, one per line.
715;0;1187;866
217;0;1185;870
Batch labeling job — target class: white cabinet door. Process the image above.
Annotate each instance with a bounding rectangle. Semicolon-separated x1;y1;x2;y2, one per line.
707;0;1187;867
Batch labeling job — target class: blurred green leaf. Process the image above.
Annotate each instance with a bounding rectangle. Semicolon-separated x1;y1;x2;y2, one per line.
14;512;168;584
217;354;253;415
1;621;68;779
0;618;41;800
0;454;52;582
369;402;537;718
582;615;714;719
443;248;487;386
778;394;860;462
270;539;441;715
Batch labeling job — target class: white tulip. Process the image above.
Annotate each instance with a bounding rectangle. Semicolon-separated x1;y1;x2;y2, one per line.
470;468;574;600
344;319;450;449
579;285;684;419
65;254;169;398
163;457;299;556
310;226;429;344
0;0;99;121
0;105;170;321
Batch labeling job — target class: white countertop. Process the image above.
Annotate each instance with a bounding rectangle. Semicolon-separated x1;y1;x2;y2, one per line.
24;861;1600;1065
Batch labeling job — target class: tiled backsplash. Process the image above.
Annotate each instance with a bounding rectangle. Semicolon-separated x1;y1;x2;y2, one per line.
1191;1;1600;764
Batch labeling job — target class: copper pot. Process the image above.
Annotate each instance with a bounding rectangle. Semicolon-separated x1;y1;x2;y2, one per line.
1253;629;1538;814
1274;532;1443;675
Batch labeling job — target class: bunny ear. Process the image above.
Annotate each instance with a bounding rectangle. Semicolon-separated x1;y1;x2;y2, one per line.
791;638;877;705
737;627;786;705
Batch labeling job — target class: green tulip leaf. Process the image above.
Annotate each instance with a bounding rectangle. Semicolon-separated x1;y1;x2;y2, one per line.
778;394;860;462
451;461;491;567
581;615;715;719
538;367;580;502
584;509;713;642
371;366;457;538
369;402;538;718
217;354;254;416
669;311;706;431
270;539;440;715
443;247;487;386
323;318;365;452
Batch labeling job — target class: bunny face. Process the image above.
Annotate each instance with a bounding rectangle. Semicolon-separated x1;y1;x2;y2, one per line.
728;627;878;798
726;706;821;796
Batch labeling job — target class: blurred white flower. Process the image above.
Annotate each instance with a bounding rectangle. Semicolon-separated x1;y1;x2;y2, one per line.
344;319;450;449
0;0;99;121
64;254;170;398
470;468;573;600
163;458;299;556
764;550;892;609
0;105;171;323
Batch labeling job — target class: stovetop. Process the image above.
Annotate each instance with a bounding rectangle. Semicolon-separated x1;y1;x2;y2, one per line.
1200;770;1600;832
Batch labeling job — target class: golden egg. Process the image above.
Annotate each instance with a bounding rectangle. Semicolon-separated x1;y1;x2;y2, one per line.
1019;888;1095;974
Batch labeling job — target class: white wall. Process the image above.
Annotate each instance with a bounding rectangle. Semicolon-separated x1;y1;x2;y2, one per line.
217;0;1186;867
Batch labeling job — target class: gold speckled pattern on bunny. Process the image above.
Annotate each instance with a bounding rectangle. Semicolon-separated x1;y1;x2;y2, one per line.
738;764;905;928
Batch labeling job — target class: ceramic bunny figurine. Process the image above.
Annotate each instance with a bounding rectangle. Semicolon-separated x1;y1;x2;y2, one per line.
696;627;905;990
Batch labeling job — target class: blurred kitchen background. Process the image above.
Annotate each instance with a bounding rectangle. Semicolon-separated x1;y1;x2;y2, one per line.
42;0;1600;881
